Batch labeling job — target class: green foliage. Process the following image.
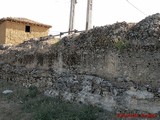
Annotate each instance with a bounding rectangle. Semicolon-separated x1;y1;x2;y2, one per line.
22;96;103;120
28;85;38;98
114;40;130;50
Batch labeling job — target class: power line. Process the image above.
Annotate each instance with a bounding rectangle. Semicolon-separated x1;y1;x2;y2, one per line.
126;0;147;16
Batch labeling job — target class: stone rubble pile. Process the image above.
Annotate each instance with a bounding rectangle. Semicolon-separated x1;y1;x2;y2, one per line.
62;13;160;49
0;36;59;64
17;35;54;48
126;13;160;46
62;22;135;50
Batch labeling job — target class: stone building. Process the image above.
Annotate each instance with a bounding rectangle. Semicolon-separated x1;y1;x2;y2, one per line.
0;17;52;45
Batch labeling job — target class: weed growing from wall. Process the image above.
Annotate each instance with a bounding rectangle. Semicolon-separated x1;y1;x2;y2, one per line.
113;40;130;50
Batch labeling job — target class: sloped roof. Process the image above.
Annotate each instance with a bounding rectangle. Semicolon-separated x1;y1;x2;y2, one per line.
0;17;52;28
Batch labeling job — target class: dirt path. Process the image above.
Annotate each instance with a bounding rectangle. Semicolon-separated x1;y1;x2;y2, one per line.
0;100;31;120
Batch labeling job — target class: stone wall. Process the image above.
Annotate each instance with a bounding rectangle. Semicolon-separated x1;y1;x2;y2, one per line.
0;22;6;44
0;13;160;114
0;63;159;114
4;29;159;86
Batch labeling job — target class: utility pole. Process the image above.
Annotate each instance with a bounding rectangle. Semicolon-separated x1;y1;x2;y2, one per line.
68;0;77;34
86;0;93;31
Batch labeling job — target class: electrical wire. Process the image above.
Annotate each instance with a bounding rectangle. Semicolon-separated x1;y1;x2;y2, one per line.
126;0;147;16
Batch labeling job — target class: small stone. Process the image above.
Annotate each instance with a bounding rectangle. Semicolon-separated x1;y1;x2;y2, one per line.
130;86;136;92
113;89;118;96
116;77;124;82
125;89;154;99
158;88;160;93
2;90;13;94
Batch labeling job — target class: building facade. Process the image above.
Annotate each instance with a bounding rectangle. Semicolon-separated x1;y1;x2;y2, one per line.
0;17;52;45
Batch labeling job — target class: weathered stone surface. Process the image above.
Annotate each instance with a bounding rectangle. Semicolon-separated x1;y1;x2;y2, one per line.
125;88;154;99
124;96;160;113
126;13;160;46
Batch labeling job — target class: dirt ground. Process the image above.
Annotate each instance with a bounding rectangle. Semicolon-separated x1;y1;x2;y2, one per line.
0;80;32;120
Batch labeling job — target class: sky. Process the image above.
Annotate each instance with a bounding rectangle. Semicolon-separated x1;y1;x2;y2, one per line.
0;0;160;35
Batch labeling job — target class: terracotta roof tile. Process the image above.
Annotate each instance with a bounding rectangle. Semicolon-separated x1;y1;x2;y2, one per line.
0;17;52;28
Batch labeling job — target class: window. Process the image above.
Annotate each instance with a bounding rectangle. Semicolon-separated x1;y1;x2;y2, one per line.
25;25;30;32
